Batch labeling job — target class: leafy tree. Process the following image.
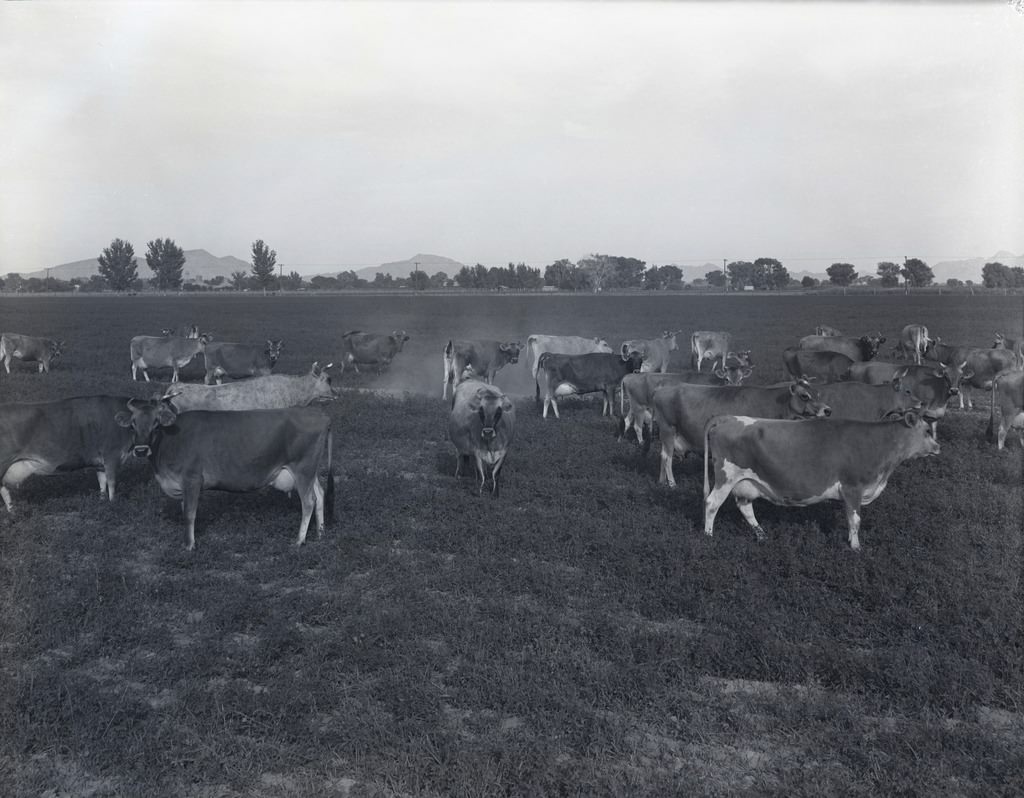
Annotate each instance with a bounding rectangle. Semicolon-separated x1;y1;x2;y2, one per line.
310;275;339;291
336;271;366;289
250;239;278;294
279;271;304;291
372;272;394;287
205;275;226;287
5;273;24;293
645;264;683;290
0;276;5;291
145;238;186;291
726;261;754;290
544;259;582;290
827;262;858;286
754;257;789;290
981;262;1012;288
946;278;964;287
230;270;249;290
876;261;901;288
428;271;449;288
1012;267;1024;288
801;275;819;288
705;269;727;288
408;270;429;290
97;238;139;291
900;258;934;287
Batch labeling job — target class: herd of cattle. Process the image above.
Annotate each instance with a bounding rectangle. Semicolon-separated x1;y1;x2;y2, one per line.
0;321;1021;551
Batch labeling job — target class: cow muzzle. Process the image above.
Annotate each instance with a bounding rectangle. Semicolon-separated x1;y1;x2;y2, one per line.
819;406;832;417
133;445;152;457
481;427;496;441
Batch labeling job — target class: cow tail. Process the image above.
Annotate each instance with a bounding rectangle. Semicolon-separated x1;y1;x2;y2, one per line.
703;418;715;503
986;374;999;443
443;340;453;393
535;351;549;403
526;336;537;375
325;427;336;523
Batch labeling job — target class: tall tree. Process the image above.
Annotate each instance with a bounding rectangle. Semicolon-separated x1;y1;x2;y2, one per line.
145;238;186;291
726;261;754;290
97;238;139;291
230;270;249;290
408;270;429;290
981;262;1011;288
900;258;934;288
250;239;278;294
827;262;858;286
876;261;901;288
754;257;789;290
705;269;727;288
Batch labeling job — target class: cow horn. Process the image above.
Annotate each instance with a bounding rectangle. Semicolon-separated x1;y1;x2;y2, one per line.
161;388;183;401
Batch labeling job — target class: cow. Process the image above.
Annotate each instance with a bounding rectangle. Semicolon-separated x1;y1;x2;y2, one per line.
815;325;842;337
0;333;65;374
525;334;613;380
339;330;410;374
620;331;680;374
130;334;211;382
651;380;831;488
117;399;334;550
537;351;644;419
849;361;970;438
993;333;1024;369
782;347;854;382
619;359;754;446
924;339;1017;408
448;380;516;495
161;324;200;339
166;362;338;412
702;410;940;550
797;333;886;362
893;324;932;365
442;339;522;399
810;380;923;422
986;370;1024;450
691;331;733;372
0;395;136;511
203;340;283;385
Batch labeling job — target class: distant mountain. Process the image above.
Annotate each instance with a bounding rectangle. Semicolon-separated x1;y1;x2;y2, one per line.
24;249;250;282
930;251;1023;283
354;253;467;281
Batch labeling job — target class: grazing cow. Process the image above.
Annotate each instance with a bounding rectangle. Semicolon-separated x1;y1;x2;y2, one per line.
893;324;932;365
849;361;970;438
0;333;65;374
651;380;831;488
993;333;1024;369
702;411;939;550
442;339;522;399
620;331;680;374
815;325;842;337
691;331;733;372
0;395;136;510
811;380;923;422
619;359;754;445
117;400;334;550
161;324;200;339
130;334;211;382
537;351;643;419
167;362;338;412
782;347;854;382
525;334;613;380
448;380;516;495
203;340;283;385
986;370;1024;450
797;333;886;362
925;339;1017;408
339;330;410;374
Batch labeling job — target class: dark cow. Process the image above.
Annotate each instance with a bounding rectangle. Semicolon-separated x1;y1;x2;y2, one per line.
797;333;886;362
651;380;831;487
130;334;211;382
811;380;922;422
619;360;754;445
987;370;1024;450
993;333;1024;369
0;395;135;510
0;333;65;374
537;351;643;419
893;324;932;365
815;325;842;337
782;347;854;382
203;340;283;384
924;339;1017;408
691;331;732;371
168;362;338;412
117;400;334;550
161;324;200;339
339;330;410;374
620;331;680;374
448;380;516;495
526;334;613;380
702;410;939;550
849;361;970;438
442;339;522;399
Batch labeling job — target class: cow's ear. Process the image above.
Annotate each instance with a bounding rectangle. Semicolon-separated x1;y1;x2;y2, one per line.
959;360;967;370
713;366;727;378
501;397;513;412
902;410;919;428
932;367;944;378
115;411;133;428
741;367;753;378
878;336;886;344
310;361;321;375
961;369;974;380
156;404;177;427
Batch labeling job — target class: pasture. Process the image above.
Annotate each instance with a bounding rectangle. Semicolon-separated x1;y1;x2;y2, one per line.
1;292;1022;796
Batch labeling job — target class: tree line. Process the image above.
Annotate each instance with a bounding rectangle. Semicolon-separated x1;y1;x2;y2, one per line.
2;237;1020;293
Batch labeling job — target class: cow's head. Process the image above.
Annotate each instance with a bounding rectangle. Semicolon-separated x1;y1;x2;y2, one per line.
391;331;410;351
469;386;513;443
309;361;340;400
624;351;645;373
661;331;680;351
713;356;753;385
266;339;284;364
728;350;753;368
886;376;925;414
594;337;611;352
621;340;646;362
50;340;66;361
789;379;831;418
115;397;179;457
858;334;886;360
499;342;522;364
887;409;941;458
198;333;213;346
993;332;1009;350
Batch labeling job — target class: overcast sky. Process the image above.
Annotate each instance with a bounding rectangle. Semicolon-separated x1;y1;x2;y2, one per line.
2;1;1022;276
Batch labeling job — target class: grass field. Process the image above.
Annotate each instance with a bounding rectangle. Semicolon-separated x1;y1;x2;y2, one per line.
1;292;1022;796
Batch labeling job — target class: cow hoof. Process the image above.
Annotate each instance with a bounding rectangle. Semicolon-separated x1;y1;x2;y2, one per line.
754;527;767;543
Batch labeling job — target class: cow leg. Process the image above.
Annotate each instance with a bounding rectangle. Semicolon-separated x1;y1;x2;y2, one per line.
296;486;316;546
702;481;732;537
1;485;12;512
38;363;45;373
96;471;108;500
181;482;201;551
171;366;179;384
474;455;486;496
842;498;863;551
491;452;508;497
454;454;463;477
312;478;325;538
734;498;767;542
658;436;677;487
2;356;10;374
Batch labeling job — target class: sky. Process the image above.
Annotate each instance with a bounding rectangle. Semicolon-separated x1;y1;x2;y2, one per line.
2;1;1022;276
